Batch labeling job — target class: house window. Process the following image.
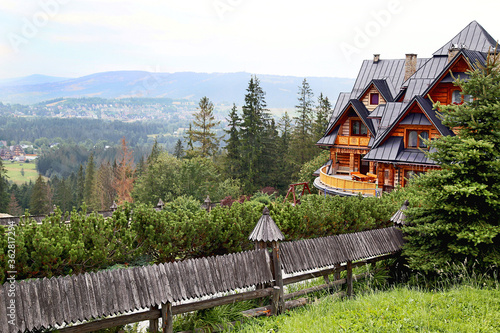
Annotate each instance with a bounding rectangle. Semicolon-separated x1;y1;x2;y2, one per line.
351;120;367;136
370;93;379;105
405;170;425;182
452;90;461;104
464;94;473;103
407;130;429;148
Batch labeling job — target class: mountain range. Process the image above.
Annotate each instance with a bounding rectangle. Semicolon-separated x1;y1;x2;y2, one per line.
0;71;355;108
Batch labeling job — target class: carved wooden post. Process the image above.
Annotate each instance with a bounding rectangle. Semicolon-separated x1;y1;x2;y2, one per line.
204;195;212;212
157;198;165;211
161;302;173;333
249;207;285;315
110;201;118;212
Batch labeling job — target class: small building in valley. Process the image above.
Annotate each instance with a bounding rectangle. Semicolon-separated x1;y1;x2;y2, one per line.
315;21;497;196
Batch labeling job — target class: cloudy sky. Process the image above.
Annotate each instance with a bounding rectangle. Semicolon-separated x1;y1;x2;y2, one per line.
0;0;499;80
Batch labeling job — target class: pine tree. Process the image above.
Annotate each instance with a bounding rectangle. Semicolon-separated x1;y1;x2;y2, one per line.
314;93;332;140
290;78;316;170
76;164;84;208
174;139;184;159
224;103;241;179
7;193;22;216
95;161;115;210
113;137;135;205
83;153;96;210
276;112;295;191
147;138;162;165
404;51;500;272
184;124;196;159
30;175;51;215
0;160;8;212
189;96;221;157
240;75;270;192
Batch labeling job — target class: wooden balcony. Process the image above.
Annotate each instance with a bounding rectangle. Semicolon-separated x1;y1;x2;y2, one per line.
318;166;377;197
335;136;370;147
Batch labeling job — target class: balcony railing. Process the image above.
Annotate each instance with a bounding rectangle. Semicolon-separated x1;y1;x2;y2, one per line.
335;136;370;147
319;166;377;196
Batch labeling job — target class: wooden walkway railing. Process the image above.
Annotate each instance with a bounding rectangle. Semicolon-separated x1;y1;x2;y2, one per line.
1;219;404;333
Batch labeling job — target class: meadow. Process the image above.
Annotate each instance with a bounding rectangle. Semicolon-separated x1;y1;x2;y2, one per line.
235;284;500;333
3;160;38;184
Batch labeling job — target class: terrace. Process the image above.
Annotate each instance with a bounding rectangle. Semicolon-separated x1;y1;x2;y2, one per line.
313;165;379;197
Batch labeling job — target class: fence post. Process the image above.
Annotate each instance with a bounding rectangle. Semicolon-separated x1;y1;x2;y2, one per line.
346;261;353;297
249;207;285;315
161;302;173;333
149;305;159;332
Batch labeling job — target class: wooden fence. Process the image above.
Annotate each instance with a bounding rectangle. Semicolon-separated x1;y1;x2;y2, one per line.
0;224;404;333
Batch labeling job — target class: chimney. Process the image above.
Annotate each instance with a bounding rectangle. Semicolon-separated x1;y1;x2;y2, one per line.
373;54;380;63
404;53;417;82
448;44;460;63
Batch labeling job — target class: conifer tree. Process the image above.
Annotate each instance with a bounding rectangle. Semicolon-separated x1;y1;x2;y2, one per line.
113;137;135;205
76;164;84;208
7;193;22;216
224;103;241;179
290;78;316;169
314;93;332;140
240;75;270;192
276;112;295;191
30;175;51;215
174;139;184;159
189;96;221;157
404;51;500;272
83;153;96;210
147;138;162;165
0;160;8;212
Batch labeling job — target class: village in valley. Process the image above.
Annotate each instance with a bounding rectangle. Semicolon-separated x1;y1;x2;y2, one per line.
0;1;499;332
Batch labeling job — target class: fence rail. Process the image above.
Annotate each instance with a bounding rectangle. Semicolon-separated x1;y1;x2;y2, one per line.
1;226;404;333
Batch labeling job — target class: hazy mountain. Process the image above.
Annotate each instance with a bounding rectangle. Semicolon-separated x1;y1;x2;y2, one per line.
0;74;71;87
0;71;354;108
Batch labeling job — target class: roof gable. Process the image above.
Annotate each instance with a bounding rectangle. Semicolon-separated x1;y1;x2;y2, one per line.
372;96;453;149
358;79;394;103
433;21;497;56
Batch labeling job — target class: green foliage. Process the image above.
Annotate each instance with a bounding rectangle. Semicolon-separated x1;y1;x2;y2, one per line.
403;52;500;272
2;206;137;280
237;283;500;332
296;149;329;186
186;96;221;157
0;159;8;211
29;175;51;215
1;194;397;283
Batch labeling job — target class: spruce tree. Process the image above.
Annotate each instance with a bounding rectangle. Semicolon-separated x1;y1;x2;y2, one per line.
224;103;241;179
189;96;221;157
276;112;295;191
83;153;96;210
290;78;316;169
0;160;8;212
113;137;135;205
30;175;51;215
403;51;500;272
174;139;184;159
240;75;270;192
76;164;85;208
314;93;332;140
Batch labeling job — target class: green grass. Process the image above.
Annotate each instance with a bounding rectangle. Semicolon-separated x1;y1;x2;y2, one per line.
4;160;38;184
234;284;500;333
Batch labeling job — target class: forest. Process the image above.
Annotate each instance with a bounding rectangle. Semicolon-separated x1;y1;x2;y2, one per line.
0;75;331;215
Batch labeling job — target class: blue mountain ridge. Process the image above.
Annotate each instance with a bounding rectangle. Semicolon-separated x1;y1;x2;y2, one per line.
0;71;355;108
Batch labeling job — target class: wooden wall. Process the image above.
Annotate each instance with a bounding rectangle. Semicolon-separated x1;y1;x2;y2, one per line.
360;85;386;111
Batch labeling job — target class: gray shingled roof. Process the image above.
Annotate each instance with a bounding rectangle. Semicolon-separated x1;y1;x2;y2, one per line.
369;104;386;118
363;136;403;162
390;200;409;226
316;127;338;146
403;78;434;102
433;21;497;56
357;79;394;103
351;99;377;136
400;113;431;126
248;207;285;243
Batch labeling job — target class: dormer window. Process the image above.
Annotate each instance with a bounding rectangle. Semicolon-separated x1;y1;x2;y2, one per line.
452;90;461;104
370;93;379;105
351;120;368;136
407;130;429;148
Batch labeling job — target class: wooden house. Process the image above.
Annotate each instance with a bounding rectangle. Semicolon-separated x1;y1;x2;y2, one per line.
315;21;497;196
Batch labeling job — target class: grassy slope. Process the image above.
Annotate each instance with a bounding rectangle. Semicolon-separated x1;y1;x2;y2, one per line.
4;161;38;184
237;286;500;332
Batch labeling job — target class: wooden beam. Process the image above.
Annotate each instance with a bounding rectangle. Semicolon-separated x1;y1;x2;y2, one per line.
171;288;274;315
57;308;161;333
284;278;346;300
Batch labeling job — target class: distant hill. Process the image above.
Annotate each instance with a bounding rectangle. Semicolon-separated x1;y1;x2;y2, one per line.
0;71;354;108
0;74;71;87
